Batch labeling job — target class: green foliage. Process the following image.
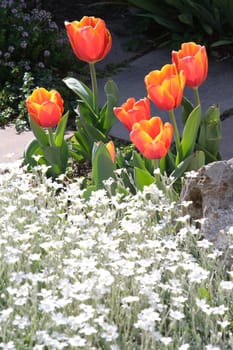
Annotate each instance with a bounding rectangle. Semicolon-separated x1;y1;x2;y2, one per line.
63;76;119;162
127;0;233;48
24;113;69;177
0;0;85;129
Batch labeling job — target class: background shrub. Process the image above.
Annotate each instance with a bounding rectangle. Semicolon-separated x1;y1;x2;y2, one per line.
127;0;233;49
0;0;86;131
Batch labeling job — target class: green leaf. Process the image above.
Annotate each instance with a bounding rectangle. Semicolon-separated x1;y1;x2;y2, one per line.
83;185;97;201
198;104;221;160
170;153;194;180
131;151;147;170
181;96;194;125
102;79;119;133
63;77;97;116
178;13;193;25
134;167;155;191
187;150;205;171
80;115;107;144
54;112;69;147
24;139;45;168
59;140;69;172
178;104;201;163
92;142;115;189
211;38;233;47
29;117;49;147
199;286;211;301
72;131;92;161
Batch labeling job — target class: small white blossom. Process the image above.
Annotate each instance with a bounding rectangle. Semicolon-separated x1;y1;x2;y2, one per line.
170;309;185;320
179;345;190;350
188;266;210;283
219;280;233;290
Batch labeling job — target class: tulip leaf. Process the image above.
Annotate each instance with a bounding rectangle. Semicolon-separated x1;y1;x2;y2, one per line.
63;77;96;116
92;142;115;189
29;117;49;147
72;131;92;161
83;185;98;201
134;167;155;191
54;112;69;147
42;145;64;176
181;96;194;125
187;150;205;171
171;153;194;180
102;79;119;132
178;104;201;163
24;139;45;168
131;151;147;170
198;104;221;161
80;112;107;143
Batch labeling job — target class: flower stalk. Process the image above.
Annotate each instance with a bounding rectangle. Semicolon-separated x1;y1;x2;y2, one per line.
89;62;99;113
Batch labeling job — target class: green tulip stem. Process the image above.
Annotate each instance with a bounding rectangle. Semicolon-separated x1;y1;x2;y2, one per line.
153;159;159;170
48;128;56;147
89;62;99;113
193;87;201;107
168;109;181;156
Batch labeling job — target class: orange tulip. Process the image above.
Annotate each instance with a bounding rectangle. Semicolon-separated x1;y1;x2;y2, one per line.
26;87;64;128
130;117;173;159
65;16;112;63
145;64;185;111
106;140;115;163
172;42;208;87
113;97;150;131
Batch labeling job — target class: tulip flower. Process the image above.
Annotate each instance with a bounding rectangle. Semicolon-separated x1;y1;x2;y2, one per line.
130;117;173;159
172;42;208;88
26;87;64;128
106;140;115;163
145;63;185;111
113;97;150;131
65;16;112;63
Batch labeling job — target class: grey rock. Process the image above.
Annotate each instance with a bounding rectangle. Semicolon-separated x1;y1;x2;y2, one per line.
180;159;233;249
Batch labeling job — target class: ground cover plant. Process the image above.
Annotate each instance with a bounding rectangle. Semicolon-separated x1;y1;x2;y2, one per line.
0;162;233;349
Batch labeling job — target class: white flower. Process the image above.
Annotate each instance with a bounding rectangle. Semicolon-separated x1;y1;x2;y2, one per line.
160;337;173;345
217;320;230;329
101;323;118;341
122;296;140;304
188;266;210;283
0;307;14;322
219;281;233;290
134;308;161;332
0;341;16;350
170;309;185;320
212;304;228;315
205;345;221;350
197;239;213;249
68;335;86;347
179;345;190;350
196;298;212;315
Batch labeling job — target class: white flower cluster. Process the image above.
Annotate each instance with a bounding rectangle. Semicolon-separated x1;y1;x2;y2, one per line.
0;163;232;349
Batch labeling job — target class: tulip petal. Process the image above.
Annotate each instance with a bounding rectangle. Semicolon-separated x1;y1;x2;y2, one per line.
145;64;185;110
65;17;112;63
130;117;173;159
106;140;115;163
113;97;150;131
38;102;62;128
172;42;208;87
26;87;63;128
